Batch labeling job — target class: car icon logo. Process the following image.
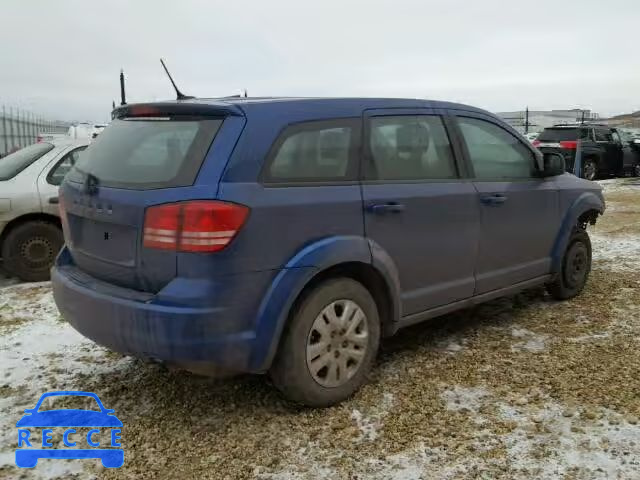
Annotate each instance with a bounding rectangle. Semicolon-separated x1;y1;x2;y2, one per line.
15;391;123;468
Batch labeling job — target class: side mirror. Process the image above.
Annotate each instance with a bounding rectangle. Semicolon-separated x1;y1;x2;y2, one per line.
541;153;566;177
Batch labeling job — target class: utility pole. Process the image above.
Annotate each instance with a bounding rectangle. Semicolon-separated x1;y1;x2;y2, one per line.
525;106;529;134
580;110;585;125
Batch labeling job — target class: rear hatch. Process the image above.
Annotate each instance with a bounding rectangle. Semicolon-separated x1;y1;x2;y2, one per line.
60;104;237;292
534;127;591;171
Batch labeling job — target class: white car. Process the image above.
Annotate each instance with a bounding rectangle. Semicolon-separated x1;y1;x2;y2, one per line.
0;139;89;281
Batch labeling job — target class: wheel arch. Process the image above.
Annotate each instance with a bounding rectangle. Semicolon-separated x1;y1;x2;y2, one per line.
249;235;401;372
551;193;603;273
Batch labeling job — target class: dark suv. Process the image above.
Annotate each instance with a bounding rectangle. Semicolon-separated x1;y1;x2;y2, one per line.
52;98;605;406
534;124;640;180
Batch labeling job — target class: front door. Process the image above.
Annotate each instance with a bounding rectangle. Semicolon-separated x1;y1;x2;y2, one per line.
361;109;479;316
450;112;560;294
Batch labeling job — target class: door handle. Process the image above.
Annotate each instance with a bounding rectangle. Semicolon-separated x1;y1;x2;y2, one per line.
48;197;59;205
368;202;406;214
480;194;507;206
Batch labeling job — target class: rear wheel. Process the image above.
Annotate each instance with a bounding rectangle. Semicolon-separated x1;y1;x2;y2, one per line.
582;158;598;180
546;229;592;300
270;278;380;407
1;221;63;282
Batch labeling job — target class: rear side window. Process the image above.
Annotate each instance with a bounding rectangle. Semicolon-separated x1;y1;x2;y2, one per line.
263;119;359;183
66;118;223;189
457;117;535;179
538;128;592;142
367;115;457;180
0;143;54;181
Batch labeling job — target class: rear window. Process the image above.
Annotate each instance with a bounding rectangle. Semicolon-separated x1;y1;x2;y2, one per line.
538;128;591;142
0;143;54;181
67;118;223;189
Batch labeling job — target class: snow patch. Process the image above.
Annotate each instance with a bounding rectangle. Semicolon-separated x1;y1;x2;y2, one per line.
440;385;489;413
351;392;394;441
511;327;548;353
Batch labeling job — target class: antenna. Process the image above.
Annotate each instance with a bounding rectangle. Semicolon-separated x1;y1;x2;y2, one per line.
160;58;194;100
120;69;127;105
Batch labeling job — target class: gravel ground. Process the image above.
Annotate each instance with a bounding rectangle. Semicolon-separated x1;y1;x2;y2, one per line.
1;179;639;480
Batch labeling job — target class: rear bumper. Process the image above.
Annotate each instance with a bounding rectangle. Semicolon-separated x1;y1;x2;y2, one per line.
51;248;274;373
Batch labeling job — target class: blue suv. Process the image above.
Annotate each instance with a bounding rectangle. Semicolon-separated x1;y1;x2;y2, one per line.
52;98;604;406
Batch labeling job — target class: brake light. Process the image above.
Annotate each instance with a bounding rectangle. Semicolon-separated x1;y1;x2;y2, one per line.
559;141;578;149
143;201;249;252
532;140;541;147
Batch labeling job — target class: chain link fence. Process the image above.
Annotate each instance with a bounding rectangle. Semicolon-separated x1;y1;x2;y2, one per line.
0;105;71;157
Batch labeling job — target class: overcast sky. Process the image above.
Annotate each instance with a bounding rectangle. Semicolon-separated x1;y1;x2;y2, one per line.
1;0;638;123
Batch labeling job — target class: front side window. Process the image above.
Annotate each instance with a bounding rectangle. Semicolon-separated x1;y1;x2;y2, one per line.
611;131;622;145
367;115;457;180
48;146;87;186
265;119;358;183
457;117;535;179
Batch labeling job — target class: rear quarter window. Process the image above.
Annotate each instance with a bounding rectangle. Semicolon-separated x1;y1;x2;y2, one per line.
66;118;223;190
262;119;360;184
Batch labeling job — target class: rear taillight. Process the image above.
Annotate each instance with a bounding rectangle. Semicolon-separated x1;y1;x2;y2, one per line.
532;140;541;147
143;201;249;252
559;140;578;149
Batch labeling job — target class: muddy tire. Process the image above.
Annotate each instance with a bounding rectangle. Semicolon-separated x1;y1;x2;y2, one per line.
270;278;380;407
546;229;592;300
1;221;63;282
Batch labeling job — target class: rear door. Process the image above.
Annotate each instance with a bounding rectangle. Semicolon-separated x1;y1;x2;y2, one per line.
361;109;479;316
450;112;559;294
37;145;87;215
61;115;229;292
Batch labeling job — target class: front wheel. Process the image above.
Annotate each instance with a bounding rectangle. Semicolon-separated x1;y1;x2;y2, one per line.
546;229;592;300
270;278;380;407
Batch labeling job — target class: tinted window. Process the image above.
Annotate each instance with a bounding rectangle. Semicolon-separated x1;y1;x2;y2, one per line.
594;129;610;142
538;128;592;142
0;143;54;181
66;118;223;190
48;146;87;186
368;116;457;180
458;117;535;179
265;119;358;182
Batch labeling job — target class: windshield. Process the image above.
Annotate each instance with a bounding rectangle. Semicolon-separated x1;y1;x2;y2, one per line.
538;128;591;142
66;118;223;190
0;143;54;180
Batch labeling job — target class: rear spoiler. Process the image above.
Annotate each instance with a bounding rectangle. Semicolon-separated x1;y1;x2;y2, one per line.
112;101;244;120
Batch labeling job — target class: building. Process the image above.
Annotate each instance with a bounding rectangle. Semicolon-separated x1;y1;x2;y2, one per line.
497;109;600;133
